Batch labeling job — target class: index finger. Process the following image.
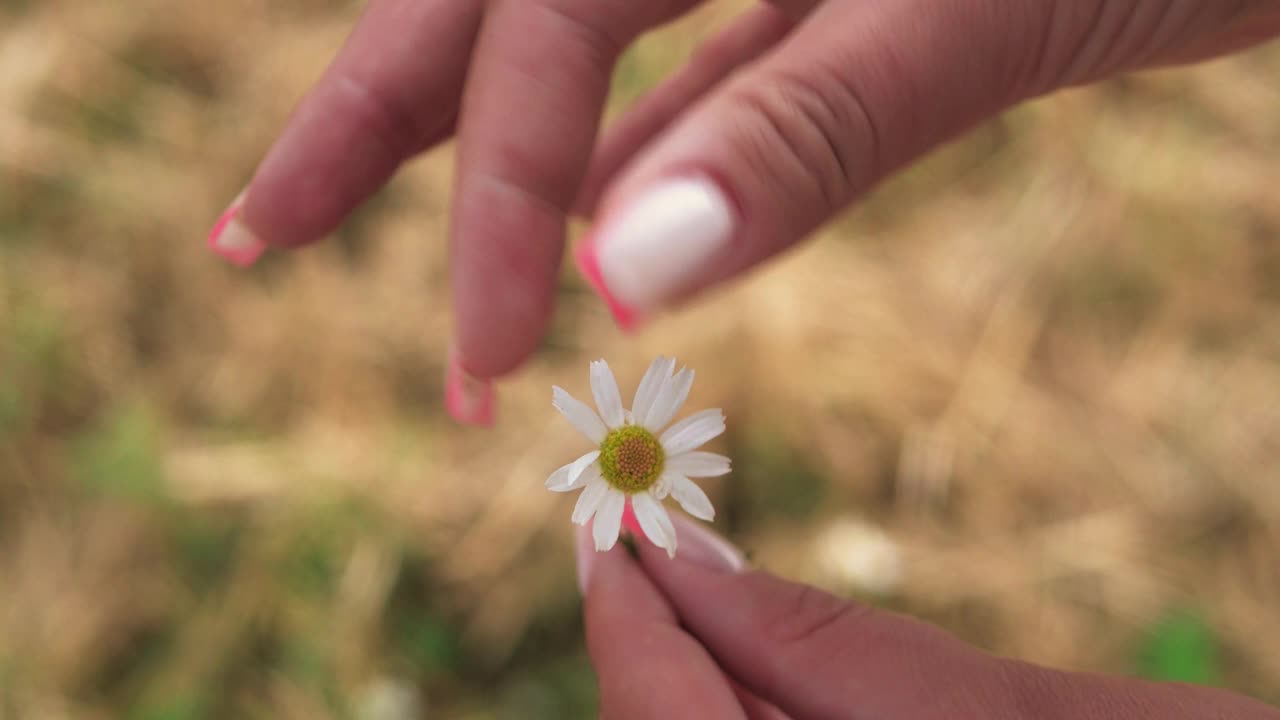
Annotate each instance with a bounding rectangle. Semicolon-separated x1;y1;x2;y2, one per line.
578;526;745;720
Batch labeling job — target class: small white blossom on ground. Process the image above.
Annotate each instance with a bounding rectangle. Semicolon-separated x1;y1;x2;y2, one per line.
356;676;423;720
814;518;904;596
547;357;729;557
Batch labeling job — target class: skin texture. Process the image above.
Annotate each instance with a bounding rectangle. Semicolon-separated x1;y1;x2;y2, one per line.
232;0;1280;381
580;517;1280;720
226;2;1280;712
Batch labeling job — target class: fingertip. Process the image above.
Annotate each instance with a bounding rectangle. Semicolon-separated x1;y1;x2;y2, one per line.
672;513;746;573
575;176;737;331
578;523;669;622
444;350;496;427
574;238;645;332
574;522;597;596
579;517;747;719
634;511;745;576
620;499;643;535
207;196;267;267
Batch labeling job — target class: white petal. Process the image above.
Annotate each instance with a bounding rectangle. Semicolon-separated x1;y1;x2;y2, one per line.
546;452;601;492
568;450;600;484
659;408;725;455
632;356;675;428
572;477;610;525
632;492;677;558
575;463;602;490
589;360;625;429
669;474;715;521
644;367;694;432
553;386;608;443
665;451;731;478
592;490;626;551
544;463;574;492
652;473;672;500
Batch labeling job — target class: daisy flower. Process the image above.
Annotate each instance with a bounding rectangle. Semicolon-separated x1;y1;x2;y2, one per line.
546;357;729;557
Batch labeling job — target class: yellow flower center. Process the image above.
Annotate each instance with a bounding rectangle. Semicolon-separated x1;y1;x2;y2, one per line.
598;425;664;494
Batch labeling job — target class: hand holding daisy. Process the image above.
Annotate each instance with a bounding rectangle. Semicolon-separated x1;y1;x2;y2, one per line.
546;357;730;558
579;516;1280;720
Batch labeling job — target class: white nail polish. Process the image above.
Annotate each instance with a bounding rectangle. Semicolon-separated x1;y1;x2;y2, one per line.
594;177;735;311
213;219;264;253
207;191;266;267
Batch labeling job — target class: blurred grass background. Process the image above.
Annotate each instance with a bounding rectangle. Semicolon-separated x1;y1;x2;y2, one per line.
3;0;1280;717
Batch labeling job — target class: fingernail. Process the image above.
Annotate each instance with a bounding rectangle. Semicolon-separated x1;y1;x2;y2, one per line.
207;193;267;267
444;349;495;427
621;500;642;536
576;177;735;326
575;241;644;332
671;512;745;573
575;523;597;595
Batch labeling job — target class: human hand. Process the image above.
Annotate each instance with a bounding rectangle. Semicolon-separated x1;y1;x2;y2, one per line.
578;513;1280;719
207;0;1280;424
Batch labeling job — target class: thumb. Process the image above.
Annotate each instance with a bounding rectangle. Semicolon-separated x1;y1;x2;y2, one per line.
573;0;1036;328
634;516;1025;719
633;514;1280;720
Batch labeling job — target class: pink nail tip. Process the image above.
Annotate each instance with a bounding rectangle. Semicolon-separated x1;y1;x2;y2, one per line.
574;241;643;332
207;204;266;267
445;356;496;427
621;501;642;535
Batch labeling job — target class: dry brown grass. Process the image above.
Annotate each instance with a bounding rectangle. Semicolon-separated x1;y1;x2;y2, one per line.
2;0;1279;717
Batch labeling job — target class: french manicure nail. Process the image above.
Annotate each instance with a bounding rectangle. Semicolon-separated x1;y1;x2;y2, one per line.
207;194;267;267
671;512;745;573
575;241;644;332
444;350;495;427
576;177;735;325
